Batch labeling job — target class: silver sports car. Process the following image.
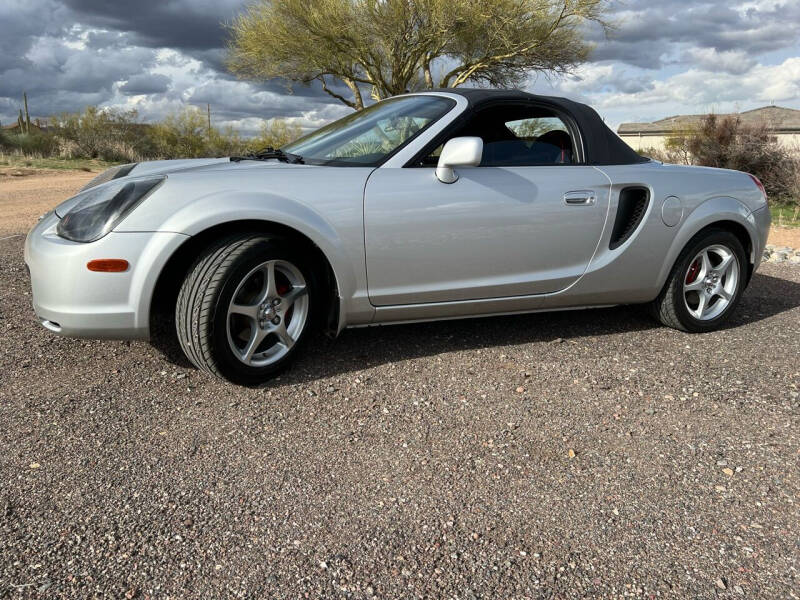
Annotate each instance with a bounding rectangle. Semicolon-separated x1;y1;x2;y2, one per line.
25;89;771;385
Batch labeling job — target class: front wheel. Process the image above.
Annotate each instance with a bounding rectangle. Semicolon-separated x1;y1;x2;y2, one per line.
176;235;318;385
651;229;747;332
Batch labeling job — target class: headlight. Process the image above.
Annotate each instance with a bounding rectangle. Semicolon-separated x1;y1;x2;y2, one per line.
79;163;138;192
56;177;165;243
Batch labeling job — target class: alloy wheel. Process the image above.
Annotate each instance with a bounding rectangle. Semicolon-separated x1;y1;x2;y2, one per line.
683;243;740;321
226;260;309;366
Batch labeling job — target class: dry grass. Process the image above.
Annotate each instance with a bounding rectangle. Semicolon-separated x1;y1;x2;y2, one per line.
0;152;119;173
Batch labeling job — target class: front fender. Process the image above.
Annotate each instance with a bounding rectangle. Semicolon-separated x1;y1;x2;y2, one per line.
119;180;373;331
188;193;363;330
656;196;759;289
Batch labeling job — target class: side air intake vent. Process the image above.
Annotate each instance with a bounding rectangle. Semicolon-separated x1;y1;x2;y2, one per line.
609;187;650;250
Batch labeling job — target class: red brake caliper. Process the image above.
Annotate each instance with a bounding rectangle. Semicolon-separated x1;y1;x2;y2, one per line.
686;259;701;284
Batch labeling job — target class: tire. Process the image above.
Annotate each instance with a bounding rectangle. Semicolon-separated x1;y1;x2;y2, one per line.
650;228;747;333
176;234;319;385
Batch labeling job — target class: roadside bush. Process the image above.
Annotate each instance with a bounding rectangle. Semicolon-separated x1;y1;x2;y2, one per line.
147;107;212;158
56;106;144;162
0;129;60;156
147;107;302;158
247;118;302;152
656;114;798;205
1;104;304;163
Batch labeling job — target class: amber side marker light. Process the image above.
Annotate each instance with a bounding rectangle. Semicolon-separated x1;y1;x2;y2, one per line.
87;259;129;272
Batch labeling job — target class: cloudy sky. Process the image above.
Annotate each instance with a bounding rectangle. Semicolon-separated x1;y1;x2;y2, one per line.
1;0;799;134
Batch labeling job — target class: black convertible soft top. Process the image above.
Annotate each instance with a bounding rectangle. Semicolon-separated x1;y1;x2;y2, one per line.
427;88;648;166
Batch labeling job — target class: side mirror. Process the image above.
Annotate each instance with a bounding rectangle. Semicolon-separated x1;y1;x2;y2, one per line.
436;136;483;184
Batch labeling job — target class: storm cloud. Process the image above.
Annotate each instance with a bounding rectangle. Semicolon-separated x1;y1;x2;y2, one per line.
119;73;171;96
1;0;798;132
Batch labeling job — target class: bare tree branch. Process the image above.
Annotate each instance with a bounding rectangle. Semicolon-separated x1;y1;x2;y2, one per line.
318;75;359;110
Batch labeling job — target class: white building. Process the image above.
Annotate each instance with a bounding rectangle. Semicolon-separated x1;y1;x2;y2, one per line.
618;105;800;154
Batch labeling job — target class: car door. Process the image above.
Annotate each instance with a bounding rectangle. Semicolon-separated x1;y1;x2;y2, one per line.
363;105;611;306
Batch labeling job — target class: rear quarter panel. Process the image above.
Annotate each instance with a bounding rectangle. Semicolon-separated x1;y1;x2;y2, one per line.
547;162;766;307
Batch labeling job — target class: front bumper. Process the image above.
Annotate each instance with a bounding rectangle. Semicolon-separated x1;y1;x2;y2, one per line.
24;212;188;339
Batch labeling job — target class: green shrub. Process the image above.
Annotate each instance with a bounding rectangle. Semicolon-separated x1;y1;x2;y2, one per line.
0;105;305;164
147;107;211;158
0;130;60;156
246;118;302;152
146;108;302;158
55;106;145;162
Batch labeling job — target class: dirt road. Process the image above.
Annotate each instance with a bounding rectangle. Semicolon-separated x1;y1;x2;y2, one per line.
0;170;95;236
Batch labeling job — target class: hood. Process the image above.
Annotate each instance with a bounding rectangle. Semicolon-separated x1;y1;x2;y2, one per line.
54;158;312;218
128;157;308;177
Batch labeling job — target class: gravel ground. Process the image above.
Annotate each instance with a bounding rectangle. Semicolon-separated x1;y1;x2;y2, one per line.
1;228;799;599
1;174;799;597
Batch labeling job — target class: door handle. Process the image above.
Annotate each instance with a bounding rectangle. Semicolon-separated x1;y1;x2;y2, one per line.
564;190;596;205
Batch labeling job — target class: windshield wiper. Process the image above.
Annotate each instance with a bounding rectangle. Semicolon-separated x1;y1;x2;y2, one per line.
230;147;304;164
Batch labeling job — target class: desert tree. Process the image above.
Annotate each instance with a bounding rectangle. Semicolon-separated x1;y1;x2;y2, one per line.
227;0;610;110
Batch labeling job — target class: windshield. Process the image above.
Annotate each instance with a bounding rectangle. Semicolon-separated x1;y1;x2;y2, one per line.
283;95;455;167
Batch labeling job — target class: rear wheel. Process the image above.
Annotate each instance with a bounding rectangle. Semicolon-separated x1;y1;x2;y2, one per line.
176;235;317;385
651;229;747;332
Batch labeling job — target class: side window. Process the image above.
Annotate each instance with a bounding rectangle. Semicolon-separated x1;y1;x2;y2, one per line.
418;142;444;166
505;117;568;140
417;105;576;167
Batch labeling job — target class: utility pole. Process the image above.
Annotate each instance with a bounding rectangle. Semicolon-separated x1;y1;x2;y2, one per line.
23;92;31;134
207;103;212;137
